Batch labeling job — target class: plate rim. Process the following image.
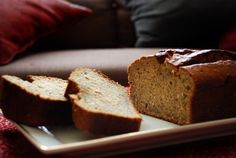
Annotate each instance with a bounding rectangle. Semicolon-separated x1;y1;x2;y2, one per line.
14;116;236;156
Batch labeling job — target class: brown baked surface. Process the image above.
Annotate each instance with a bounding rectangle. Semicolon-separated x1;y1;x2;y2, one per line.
128;49;236;125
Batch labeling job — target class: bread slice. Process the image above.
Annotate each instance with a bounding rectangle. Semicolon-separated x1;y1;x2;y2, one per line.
65;68;142;135
128;49;236;125
0;75;72;126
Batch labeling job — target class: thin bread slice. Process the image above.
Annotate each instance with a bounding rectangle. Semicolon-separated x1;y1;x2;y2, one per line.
0;75;72;126
65;68;142;135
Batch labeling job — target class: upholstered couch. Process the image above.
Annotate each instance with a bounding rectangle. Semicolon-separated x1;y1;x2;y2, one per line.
0;0;159;85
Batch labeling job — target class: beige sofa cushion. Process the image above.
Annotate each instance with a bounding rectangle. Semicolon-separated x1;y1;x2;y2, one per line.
0;48;158;85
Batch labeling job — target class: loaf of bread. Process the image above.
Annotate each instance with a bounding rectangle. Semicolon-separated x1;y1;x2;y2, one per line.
0;75;72;126
128;49;236;125
65;68;142;135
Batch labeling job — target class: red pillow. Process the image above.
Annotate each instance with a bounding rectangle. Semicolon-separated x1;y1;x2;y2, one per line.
219;26;236;51
0;0;91;65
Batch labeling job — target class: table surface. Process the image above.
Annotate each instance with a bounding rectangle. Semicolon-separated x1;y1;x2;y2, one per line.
1;113;236;158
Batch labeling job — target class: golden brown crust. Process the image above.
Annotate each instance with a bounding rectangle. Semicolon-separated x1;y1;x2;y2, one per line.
184;60;236;123
0;76;72;126
69;95;141;135
156;49;236;66
128;49;236;125
65;79;81;98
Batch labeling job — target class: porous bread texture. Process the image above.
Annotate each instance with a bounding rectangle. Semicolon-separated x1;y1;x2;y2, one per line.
66;68;142;135
27;75;67;101
128;56;193;124
0;75;72;126
128;49;236;125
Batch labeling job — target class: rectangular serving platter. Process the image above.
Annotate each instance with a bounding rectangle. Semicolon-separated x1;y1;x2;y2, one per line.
13;114;236;157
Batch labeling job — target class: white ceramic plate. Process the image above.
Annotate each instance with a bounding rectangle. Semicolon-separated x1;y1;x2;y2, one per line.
13;114;236;157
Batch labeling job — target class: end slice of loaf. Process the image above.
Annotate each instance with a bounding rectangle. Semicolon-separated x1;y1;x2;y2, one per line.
65;68;142;135
128;49;236;125
0;75;72;126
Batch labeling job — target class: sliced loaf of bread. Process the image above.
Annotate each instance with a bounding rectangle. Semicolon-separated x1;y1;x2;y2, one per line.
65;68;142;135
0;75;72;126
128;49;236;125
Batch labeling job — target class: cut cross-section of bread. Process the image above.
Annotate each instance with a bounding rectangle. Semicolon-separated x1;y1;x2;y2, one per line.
0;75;72;126
128;49;236;125
65;68;142;135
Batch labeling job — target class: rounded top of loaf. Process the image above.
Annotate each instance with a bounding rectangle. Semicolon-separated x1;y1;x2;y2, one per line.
155;49;236;66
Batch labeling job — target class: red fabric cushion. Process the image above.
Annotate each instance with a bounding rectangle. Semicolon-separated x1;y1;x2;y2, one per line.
219;26;236;51
0;0;91;65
